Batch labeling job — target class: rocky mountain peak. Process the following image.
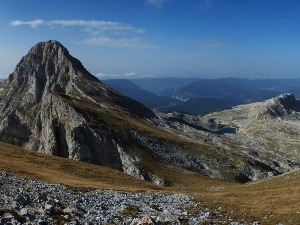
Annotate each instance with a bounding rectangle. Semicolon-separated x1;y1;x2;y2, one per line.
16;40;88;76
28;40;68;59
23;40;92;77
5;40;99;105
271;93;298;108
252;93;300;119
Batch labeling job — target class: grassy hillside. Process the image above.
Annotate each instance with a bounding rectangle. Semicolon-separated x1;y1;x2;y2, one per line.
1;141;300;224
0;141;159;191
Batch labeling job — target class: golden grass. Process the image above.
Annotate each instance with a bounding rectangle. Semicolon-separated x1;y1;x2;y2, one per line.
0;142;160;192
2;141;300;224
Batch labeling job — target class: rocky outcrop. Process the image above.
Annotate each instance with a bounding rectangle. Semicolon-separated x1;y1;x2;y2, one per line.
249;93;300;119
195;93;300;179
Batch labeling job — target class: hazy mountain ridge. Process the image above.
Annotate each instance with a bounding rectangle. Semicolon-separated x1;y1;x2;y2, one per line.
102;79;177;107
104;77;300;114
130;77;200;95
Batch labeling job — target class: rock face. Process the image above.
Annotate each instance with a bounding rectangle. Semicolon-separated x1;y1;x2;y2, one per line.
0;40;158;182
251;93;300;119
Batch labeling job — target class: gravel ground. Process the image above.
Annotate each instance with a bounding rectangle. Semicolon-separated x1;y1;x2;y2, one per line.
0;172;263;224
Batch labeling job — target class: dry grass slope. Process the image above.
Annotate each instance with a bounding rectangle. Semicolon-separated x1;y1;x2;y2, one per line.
0;142;160;191
1;141;300;224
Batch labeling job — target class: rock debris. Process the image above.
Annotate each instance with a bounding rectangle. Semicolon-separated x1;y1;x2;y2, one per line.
0;172;261;225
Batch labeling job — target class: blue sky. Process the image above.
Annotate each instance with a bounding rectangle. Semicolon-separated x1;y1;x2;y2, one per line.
1;0;300;79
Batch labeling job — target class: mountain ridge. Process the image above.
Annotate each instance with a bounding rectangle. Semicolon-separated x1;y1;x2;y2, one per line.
253;93;300;119
104;77;300;114
201;92;300;174
1;40;300;185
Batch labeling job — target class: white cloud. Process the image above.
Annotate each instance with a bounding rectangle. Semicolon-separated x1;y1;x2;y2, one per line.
198;40;227;48
95;72;109;79
10;19;151;48
94;72;136;79
95;72;156;79
10;19;44;28
145;0;168;8
11;19;144;34
124;72;136;76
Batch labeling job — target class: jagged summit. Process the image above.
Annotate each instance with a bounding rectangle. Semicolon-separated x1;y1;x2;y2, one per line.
2;40;154;117
209;93;300;121
21;40;97;81
252;93;300;119
17;40;90;76
6;40;99;104
266;93;299;110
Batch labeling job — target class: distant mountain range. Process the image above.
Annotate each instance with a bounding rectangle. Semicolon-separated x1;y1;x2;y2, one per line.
103;77;300;113
102;79;177;108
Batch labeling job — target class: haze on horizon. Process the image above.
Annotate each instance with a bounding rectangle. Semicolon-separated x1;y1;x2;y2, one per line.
0;0;300;80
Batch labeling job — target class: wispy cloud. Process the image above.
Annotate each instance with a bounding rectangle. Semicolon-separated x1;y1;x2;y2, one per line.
145;0;169;8
11;19;144;34
95;72;154;79
198;40;227;48
124;72;136;76
10;19;151;48
95;72;137;79
11;19;44;28
83;37;153;48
